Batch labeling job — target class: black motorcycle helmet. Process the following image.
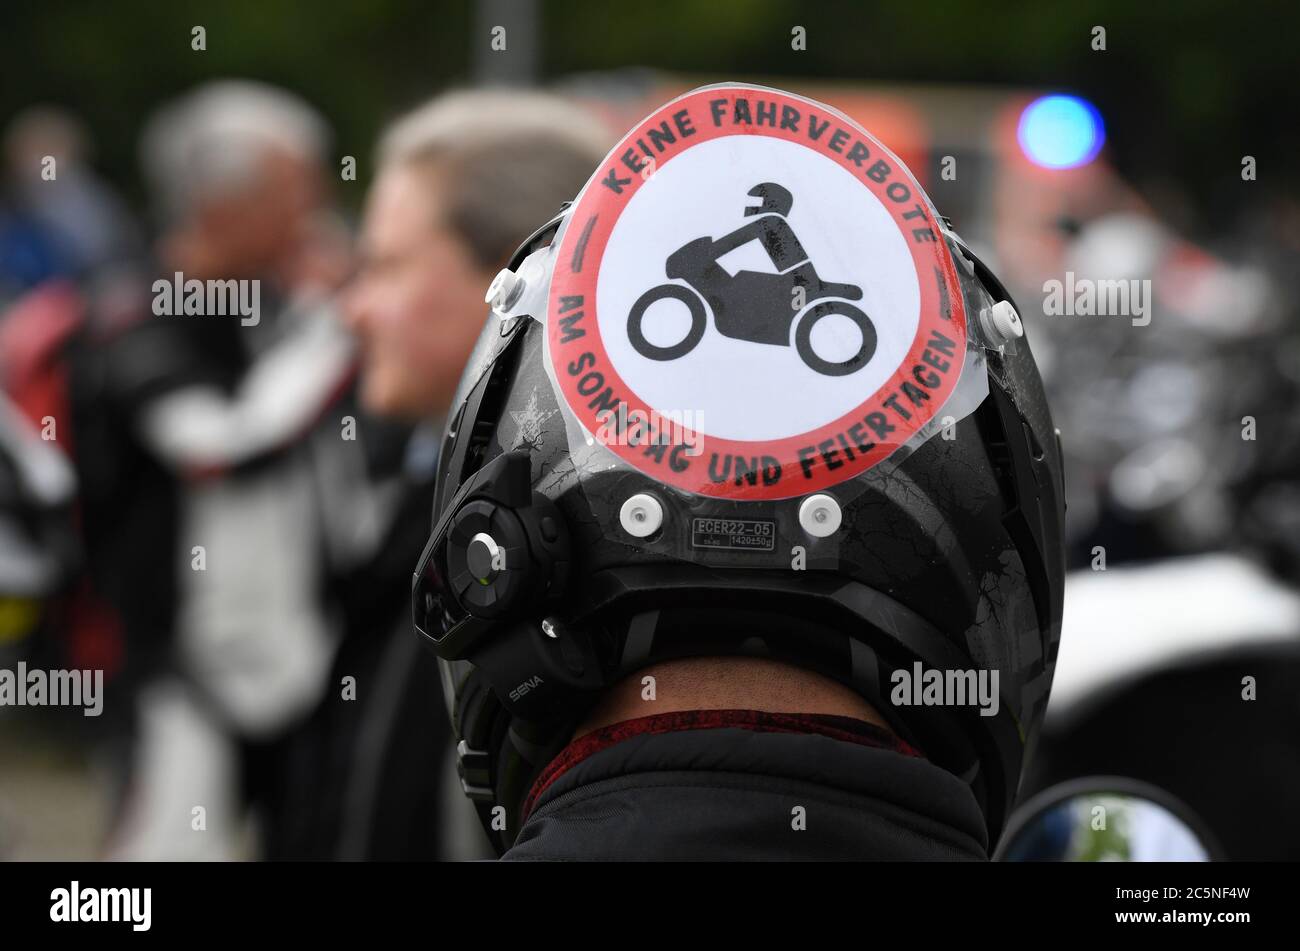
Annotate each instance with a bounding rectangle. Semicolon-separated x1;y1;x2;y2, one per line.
414;83;1066;854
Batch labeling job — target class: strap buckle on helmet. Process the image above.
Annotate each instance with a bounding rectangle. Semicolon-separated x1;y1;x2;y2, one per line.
456;740;495;801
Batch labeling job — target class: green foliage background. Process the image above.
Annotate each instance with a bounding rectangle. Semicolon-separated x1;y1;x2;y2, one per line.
2;0;1293;230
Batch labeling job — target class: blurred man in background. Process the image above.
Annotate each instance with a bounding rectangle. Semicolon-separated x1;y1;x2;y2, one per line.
346;88;609;422
339;88;607;858
0;107;143;306
71;80;368;860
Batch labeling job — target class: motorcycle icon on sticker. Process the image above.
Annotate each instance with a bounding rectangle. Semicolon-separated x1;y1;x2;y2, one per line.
627;182;877;376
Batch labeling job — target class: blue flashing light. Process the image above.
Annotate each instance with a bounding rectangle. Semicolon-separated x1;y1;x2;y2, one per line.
1017;95;1105;169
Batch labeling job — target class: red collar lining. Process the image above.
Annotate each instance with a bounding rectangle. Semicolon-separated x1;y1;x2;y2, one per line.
521;708;922;822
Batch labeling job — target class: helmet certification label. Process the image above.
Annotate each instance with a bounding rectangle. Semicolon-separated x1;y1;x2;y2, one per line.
547;84;969;500
690;516;777;552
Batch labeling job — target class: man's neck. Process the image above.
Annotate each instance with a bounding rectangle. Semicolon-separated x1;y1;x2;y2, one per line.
573;655;893;740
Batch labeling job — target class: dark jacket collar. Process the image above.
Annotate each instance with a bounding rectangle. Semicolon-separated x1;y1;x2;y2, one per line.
505;709;989;861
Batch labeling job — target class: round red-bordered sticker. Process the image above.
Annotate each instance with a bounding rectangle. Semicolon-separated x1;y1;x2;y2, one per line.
547;84;969;501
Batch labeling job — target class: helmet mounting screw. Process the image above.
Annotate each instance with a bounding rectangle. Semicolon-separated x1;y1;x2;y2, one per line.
485;268;525;314
798;493;842;537
979;300;1024;348
619;493;664;538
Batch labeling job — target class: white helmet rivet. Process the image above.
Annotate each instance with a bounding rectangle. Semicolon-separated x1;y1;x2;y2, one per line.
485;268;524;312
619;493;663;538
980;300;1024;347
798;494;842;537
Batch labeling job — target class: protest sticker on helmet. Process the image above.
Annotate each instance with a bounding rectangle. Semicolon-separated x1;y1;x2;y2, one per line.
546;84;971;501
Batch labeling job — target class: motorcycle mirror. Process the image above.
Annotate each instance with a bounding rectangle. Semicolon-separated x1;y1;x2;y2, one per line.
994;777;1222;861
